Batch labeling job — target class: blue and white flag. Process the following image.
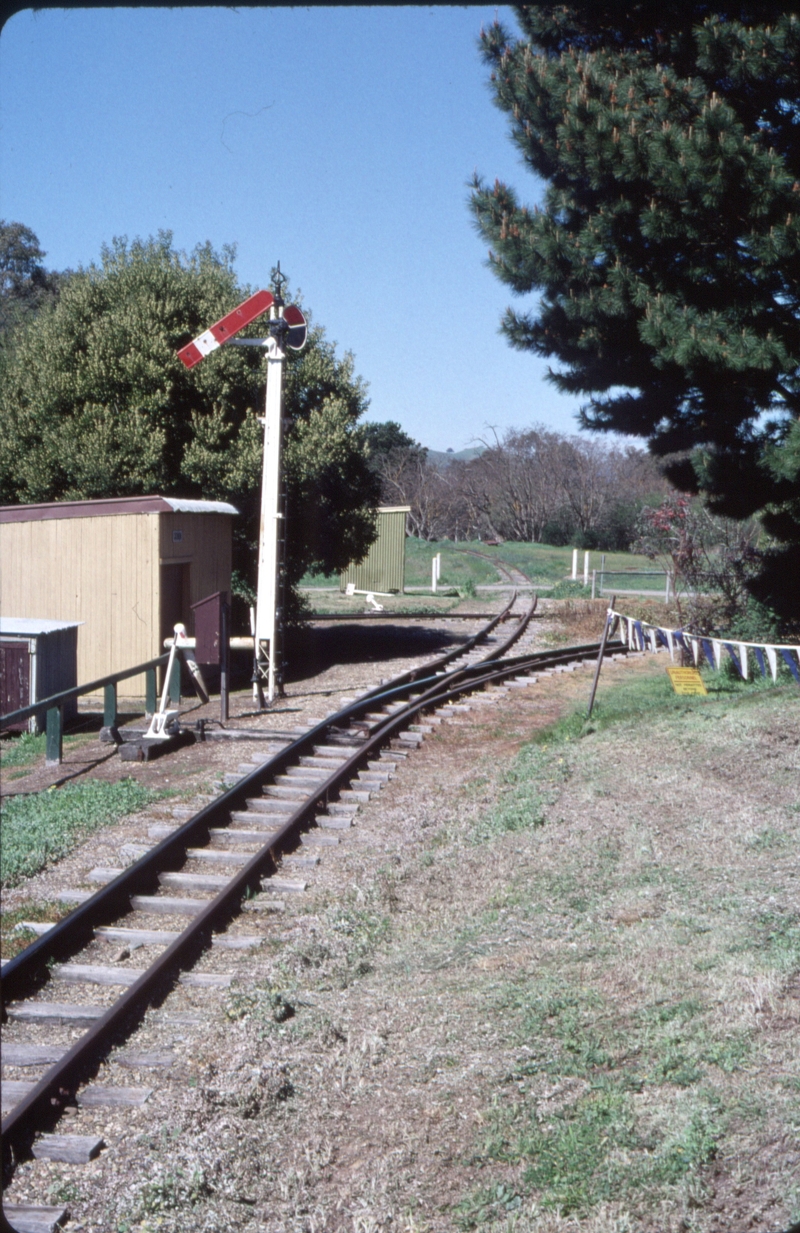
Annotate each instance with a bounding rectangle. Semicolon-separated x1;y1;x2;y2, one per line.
608;609;799;688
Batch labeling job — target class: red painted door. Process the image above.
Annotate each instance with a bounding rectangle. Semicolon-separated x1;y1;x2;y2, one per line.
0;641;30;730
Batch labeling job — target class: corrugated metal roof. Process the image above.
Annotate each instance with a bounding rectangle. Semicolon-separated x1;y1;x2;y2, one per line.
0;495;239;523
161;498;239;515
0;618;84;635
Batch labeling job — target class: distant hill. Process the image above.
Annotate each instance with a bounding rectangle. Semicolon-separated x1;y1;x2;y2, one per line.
426;446;485;468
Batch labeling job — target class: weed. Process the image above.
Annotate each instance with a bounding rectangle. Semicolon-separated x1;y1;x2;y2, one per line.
327;903;391;981
550;580;593;599
652;1105;721;1183
472;742;568;842
0;898;66;958
701;1033;752;1073
465;1083;721;1219
46;1176;81;1204
746;827;789;852
761;913;800;972
0;730;87;771
0;778;159;887
134;1166;212;1216
224;980;295;1026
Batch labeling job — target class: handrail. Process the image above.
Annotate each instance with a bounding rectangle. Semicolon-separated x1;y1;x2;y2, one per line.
0;653;170;730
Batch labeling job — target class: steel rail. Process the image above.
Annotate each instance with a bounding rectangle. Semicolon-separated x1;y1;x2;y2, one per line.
1;598;549;1164
0;597;525;1005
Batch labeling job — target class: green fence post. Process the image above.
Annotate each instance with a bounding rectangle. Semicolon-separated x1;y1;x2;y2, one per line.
104;683;118;729
145;667;157;717
45;705;63;765
168;655;181;707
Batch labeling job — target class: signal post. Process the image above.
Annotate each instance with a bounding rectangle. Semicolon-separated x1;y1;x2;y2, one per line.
177;268;306;705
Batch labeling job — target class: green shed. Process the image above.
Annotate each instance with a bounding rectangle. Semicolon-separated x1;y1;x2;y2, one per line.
340;506;410;594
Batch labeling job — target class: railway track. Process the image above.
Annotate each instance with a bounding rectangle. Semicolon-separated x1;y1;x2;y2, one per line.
451;546;534;590
1;594;626;1231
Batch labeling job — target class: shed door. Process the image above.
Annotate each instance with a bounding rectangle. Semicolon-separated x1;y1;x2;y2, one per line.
0;641;30;730
160;563;192;645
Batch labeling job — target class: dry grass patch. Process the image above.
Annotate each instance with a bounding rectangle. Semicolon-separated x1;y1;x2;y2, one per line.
4;657;798;1233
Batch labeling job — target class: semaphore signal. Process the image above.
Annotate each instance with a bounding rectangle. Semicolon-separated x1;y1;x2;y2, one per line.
177;289;276;369
176;269;307;704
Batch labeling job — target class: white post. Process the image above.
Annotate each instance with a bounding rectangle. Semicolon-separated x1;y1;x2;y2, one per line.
591;569;597;600
665;573;671;603
436;553;441;585
583;551;590;587
249;606;258;703
432;554;438;593
254;304;286;703
572;548;578;580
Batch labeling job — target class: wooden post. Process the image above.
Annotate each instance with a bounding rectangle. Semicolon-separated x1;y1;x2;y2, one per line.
168;653;181;707
587;595;616;720
103;683;117;729
145;668;157;717
45;705;63;765
591;569;597;600
220;599;230;723
99;681;122;745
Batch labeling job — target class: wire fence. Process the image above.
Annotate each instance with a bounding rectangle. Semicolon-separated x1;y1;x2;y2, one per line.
595;570;672;600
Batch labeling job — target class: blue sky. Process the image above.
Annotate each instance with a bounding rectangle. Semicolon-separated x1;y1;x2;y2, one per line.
0;5;588;452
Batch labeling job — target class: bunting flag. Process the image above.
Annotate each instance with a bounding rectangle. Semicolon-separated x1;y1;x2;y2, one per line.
607;609;800;688
780;649;800;684
766;646;778;681
738;643;749;681
724;642;744;679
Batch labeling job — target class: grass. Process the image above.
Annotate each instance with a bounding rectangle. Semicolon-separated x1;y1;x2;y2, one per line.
450;670;800;1227
0;730;90;778
300;538;660;601
0;778;160;887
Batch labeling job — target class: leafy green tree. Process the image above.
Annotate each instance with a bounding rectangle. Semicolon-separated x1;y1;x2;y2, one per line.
0;221;63;339
359;420;424;470
0;232;379;616
471;4;800;620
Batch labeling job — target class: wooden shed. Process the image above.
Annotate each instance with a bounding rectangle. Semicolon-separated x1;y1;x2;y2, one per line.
0;618;81;731
0;495;238;700
340;506;410;594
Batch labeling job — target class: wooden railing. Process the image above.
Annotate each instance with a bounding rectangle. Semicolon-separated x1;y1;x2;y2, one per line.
0;652;175;765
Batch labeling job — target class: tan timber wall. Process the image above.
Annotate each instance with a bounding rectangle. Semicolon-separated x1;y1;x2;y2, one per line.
0;511;233;699
158;512;232;606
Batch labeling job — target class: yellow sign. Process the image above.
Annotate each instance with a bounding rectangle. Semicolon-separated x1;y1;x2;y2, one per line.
666;666;708;695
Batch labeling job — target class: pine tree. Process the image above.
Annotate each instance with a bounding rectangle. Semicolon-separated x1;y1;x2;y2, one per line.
471;4;800;619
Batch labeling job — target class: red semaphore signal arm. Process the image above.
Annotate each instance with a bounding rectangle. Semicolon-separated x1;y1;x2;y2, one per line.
177;289;274;369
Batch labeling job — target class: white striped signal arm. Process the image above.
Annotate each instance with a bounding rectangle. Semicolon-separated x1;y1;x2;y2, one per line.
177;289;274;369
